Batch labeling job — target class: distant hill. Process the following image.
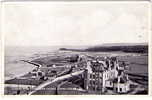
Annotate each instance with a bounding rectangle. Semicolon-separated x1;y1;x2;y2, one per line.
59;48;85;52
99;43;148;46
59;43;148;53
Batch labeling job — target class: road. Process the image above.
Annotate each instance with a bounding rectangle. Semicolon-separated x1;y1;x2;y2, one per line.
29;70;85;95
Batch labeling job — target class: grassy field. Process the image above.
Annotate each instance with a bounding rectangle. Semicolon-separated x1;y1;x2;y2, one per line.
118;55;148;76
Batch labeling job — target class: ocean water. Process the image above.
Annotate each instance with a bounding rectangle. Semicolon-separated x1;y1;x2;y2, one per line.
5;46;60;80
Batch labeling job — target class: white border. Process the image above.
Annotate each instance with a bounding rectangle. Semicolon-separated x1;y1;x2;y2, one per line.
0;1;152;99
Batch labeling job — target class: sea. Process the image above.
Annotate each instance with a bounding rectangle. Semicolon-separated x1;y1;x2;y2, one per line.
4;46;61;80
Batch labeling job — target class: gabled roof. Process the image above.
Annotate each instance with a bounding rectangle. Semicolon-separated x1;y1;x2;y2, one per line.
113;76;128;83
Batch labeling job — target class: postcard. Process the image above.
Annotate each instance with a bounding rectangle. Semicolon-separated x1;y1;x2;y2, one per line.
0;0;151;95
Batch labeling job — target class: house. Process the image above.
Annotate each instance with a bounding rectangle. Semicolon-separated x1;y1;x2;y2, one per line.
113;75;130;93
84;60;104;93
84;56;130;94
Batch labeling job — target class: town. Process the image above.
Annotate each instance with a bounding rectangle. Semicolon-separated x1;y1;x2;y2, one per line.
5;52;146;95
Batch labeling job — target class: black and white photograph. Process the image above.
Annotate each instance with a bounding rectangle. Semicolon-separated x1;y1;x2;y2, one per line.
2;1;150;95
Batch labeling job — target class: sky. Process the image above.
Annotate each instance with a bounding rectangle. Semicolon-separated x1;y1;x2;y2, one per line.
2;1;150;46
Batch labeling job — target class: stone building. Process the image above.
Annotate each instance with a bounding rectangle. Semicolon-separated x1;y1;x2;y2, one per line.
84;56;130;94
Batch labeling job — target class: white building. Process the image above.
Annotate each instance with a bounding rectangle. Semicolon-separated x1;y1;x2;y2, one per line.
113;76;130;93
84;56;130;94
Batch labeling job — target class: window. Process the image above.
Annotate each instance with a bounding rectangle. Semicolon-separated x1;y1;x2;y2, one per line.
110;81;112;85
93;75;95;79
90;75;92;78
38;72;42;76
93;87;95;90
93;81;95;85
90;80;92;85
33;73;37;76
120;88;122;92
116;87;117;92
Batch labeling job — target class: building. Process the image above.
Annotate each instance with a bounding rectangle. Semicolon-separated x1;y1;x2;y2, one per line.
113;76;130;93
84;56;130;94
